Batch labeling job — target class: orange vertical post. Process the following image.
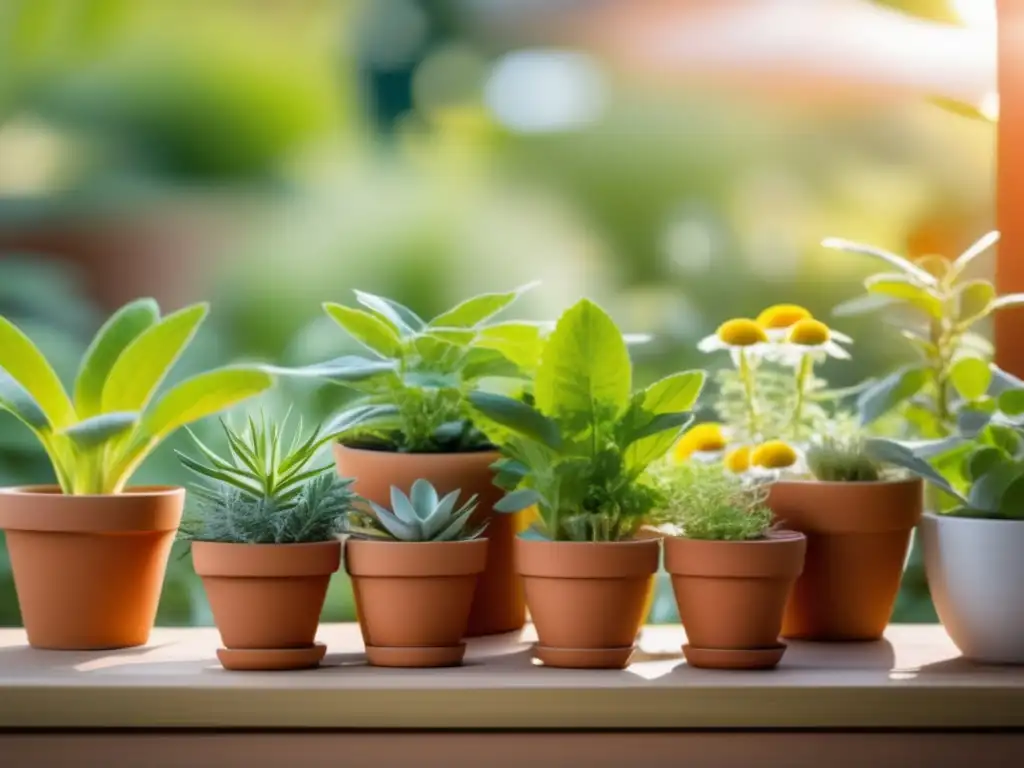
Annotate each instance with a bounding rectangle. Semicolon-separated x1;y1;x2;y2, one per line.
997;0;1024;376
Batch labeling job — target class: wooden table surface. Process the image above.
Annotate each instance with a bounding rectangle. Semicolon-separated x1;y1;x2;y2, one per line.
0;623;1021;730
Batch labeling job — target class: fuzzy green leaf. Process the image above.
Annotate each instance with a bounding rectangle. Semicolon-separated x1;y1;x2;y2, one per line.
956;280;995;326
950;357;992;402
534;299;631;423
991;293;1024;312
857;366;929;424
822;238;939;286
864;274;943;318
102;303;208;415
0;367;50;430
74;298;159;417
323;303;402;358
0;316;76;429
321;404;401;442
949;231;999;281
468;391;562;450
429;282;538;329
353;290;425;335
61;411;139;449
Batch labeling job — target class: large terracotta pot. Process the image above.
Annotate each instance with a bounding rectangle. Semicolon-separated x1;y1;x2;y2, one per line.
516;537;660;669
921;513;1024;664
192;540;341;671
768;479;923;641
665;531;806;670
334;446;527;636
0;485;183;650
346;538;488;667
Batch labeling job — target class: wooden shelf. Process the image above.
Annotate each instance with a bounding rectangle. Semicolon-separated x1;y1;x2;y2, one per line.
1;623;1021;730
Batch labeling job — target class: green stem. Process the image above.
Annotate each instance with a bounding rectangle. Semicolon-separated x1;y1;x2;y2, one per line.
738;349;760;439
790;354;814;440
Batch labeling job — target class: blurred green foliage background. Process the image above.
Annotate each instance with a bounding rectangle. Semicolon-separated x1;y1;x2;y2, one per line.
0;0;995;625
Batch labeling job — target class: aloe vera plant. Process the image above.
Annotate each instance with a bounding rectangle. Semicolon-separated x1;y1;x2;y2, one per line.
0;298;274;495
342;479;484;542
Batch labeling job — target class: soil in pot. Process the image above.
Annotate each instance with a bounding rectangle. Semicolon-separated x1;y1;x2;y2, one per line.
921;513;1024;664
192;540;341;671
345;538;488;668
335;445;527;636
664;531;806;670
515;537;660;670
0;485;184;650
767;479;922;641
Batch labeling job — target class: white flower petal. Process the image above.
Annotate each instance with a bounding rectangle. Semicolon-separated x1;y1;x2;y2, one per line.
697;334;724;352
830;329;853;344
825;341;851;359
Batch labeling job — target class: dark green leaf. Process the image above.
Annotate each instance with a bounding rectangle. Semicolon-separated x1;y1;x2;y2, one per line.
468;391;562;450
966;446;1005;481
968;462;1024;513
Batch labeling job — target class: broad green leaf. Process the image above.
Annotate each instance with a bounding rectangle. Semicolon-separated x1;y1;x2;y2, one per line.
323;303;402;358
412;335;464;369
949;231;999;281
832;292;898;318
968;462;1024;513
353;290;424;335
991;293;1024;312
640;370;705;413
865;274;943;318
966;446;1005;481
623;411;693;446
624;418;692;474
955;280;995;326
534;299;631;422
60;411;139;449
460;348;524;381
426;327;478;346
429;282;538;329
857;366;929;424
102;303;208;415
863;437;967;503
475;322;546;371
494;488;543;513
468;391;562;450
1000;389;1024;416
822;238;939;286
0;316;75;428
950;357;992;402
980;424;1023;458
74;298;159;417
0;368;49;430
1000;476;1024;518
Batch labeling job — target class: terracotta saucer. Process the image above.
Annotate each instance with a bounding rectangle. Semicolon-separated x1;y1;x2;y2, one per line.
365;643;466;668
535;644;636;670
217;642;326;671
682;643;786;670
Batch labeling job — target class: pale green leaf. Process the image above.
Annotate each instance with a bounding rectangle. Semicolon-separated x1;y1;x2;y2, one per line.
429;282;539;329
263;357;398;390
956;280;995;326
534;299;631;422
323;303;402;358
474;322;546;371
950;357;992;402
990;293;1024;312
60;411;139;449
101;303;208;414
640;370;705;413
822;238;939;286
832;292;898;317
425;327;478;346
0;316;75;428
949;231;999;281
857;366;929;424
353;290;424;335
74;298;159;417
865;274;943;318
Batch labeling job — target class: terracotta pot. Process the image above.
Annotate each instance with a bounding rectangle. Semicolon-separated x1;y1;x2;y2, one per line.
516;537;660;669
192;540;341;670
345;538;488;667
768;479;923;641
0;485;184;650
335;445;527;636
665;531;806;670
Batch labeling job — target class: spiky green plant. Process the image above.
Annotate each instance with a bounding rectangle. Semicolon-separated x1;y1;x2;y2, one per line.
341;479;484;542
652;461;774;541
806;435;885;482
177;412;357;544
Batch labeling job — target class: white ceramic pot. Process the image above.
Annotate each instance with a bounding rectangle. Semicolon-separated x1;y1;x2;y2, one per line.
920;512;1024;664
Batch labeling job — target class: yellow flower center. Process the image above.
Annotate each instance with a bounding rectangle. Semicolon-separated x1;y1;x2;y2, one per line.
786;318;831;347
717;319;768;347
751;440;798;469
756;304;812;330
674;423;727;461
724;445;752;473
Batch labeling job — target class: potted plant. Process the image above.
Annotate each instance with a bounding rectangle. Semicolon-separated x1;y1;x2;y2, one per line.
685;303;924;640
341;479;489;667
867;388;1024;663
653;461;805;669
471;298;704;669
0;298;272;649
281;285;543;636
179;413;356;671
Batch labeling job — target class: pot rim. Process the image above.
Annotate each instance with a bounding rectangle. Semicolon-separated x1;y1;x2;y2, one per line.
667;529;806;546
514;535;660;579
922;511;1024;526
0;484;184;499
770;477;922;489
344;536;488;577
333;444;499;458
192;539;341;578
513;537;659;547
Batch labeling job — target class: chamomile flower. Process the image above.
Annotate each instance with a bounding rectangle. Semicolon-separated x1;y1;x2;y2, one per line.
723;445;753;474
698;318;769;364
776;318;852;364
756;304;813;341
674;422;727;463
751;440;800;470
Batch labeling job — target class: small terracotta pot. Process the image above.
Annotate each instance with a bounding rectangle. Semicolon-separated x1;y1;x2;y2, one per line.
516;537;660;669
767;479;923;641
192;540;341;670
665;531;806;670
345;538;488;667
335;445;527;636
0;485;184;650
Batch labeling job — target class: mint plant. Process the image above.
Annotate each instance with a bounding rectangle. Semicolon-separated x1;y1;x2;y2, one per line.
0;298;273;494
470;298;705;541
279;285;545;453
